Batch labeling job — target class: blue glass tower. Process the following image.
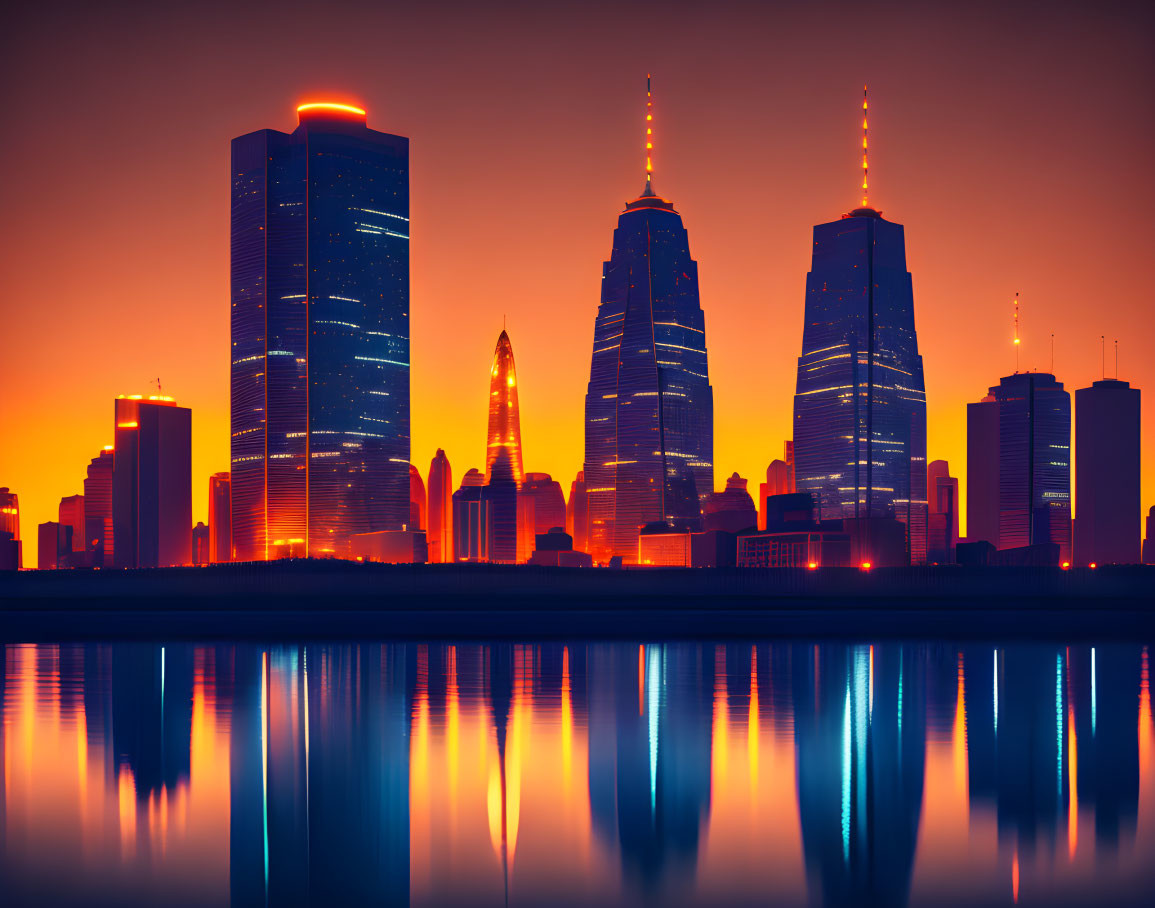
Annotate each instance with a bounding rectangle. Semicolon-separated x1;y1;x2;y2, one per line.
791;204;928;563
582;81;713;564
231;102;409;560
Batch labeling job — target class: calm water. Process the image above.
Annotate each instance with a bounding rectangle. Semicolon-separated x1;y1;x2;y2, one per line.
1;641;1152;907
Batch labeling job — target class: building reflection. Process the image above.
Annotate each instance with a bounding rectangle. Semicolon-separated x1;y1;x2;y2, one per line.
1;640;1151;906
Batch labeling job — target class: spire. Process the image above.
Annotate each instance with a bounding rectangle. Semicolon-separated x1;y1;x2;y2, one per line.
641;73;655;197
861;86;869;207
1013;292;1022;373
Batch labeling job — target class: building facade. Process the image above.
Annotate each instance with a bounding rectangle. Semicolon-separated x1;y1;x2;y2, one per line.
1075;379;1141;564
485;330;524;486
208;472;231;563
791;206;928;564
926;460;959;563
968;373;1071;562
112;395;192;568
231;102;410;560
83;448;114;565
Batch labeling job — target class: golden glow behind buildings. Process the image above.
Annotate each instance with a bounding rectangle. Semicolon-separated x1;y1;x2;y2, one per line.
485;329;524;487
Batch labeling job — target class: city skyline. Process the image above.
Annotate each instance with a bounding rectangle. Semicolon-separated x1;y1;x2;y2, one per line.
2;1;1154;566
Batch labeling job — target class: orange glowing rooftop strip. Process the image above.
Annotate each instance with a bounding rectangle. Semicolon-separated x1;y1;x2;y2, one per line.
296;102;366;117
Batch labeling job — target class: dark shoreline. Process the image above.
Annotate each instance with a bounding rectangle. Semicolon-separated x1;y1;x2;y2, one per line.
2;561;1153;640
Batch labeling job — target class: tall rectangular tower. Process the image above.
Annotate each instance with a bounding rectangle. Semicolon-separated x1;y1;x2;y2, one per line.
231;102;410;560
112;395;192;568
1075;378;1140;564
791;207;928;563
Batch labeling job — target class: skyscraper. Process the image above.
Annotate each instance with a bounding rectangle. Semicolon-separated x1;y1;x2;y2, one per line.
112;395;192;568
483;449;518;564
966;394;1000;546
969;373;1071;562
1143;507;1155;565
583;77;713;564
926;460;959;563
208;472;231;563
758;447;794;530
1074;379;1140;564
518;472;567;560
58;494;85;556
791;90;927;564
84;448;114;565
485;329;524;486
231;102;410;560
426;449;453;564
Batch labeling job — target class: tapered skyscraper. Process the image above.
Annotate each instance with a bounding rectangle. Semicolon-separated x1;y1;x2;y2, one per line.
426;448;453;563
791;90;927;563
486;329;524;486
583;77;714;564
231;102;410;560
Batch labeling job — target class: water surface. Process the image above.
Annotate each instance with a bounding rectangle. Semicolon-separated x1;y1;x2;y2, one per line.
2;641;1152;906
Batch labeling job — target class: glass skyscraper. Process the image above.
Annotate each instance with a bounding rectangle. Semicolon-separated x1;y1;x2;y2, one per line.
791;205;928;564
583;81;713;564
231;102;410;560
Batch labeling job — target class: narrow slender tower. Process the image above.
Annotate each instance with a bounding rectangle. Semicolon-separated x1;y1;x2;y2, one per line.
427;449;453;563
485;329;525;487
583;76;714;564
791;88;928;563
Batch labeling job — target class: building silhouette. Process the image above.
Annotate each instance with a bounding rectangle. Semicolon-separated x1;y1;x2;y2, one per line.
1075;379;1140;564
112;395;191;568
583;79;713;564
485;329;524;487
58;494;85;559
968;373;1071;562
1144;507;1155;565
83;448;114;565
452;468;485;562
37;521;70;570
0;487;21;570
192;522;210;564
791;204;928;563
231;102;410;560
518;472;566;561
208;472;231;562
567;471;590;553
927;460;959;563
408;463;426;531
702;473;757;533
426;449;453;563
759;451;794;530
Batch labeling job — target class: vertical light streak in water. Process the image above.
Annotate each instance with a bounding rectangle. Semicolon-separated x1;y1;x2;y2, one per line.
561;646;573;782
1012;847;1020;903
1091;647;1097;737
855;648;868;850
647;645;661;816
447;645;460;831
1056;653;1063;798
841;681;851;863
638;645;645;716
1068;697;1078;859
952;653;969;821
1139;646;1151;815
748;646;759;791
868;644;874;720
898;650;904;737
303;647;310;844
161;646;165;710
993;649;999;738
261;651;269;903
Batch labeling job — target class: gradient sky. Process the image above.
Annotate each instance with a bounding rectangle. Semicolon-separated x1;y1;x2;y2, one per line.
2;0;1153;566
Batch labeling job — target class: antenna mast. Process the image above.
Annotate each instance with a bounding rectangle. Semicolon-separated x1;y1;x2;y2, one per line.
1012;293;1021;373
642;74;655;196
861;86;869;207
1101;336;1105;380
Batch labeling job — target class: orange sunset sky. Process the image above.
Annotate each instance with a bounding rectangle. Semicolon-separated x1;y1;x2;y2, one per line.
2;0;1153;566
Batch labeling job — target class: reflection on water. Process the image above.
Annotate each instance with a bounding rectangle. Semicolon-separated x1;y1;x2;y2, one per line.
2;641;1153;906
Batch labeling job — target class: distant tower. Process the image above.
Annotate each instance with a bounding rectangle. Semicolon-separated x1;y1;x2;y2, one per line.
409;464;427;531
231;102;410;560
83;448;115;565
0;487;21;570
791;89;928;563
486;330;524;487
583;75;714;563
452;468;486;562
427;449;453;563
969;373;1071;562
567;471;590;554
1075;379;1141;564
926;460;959;563
112;395;192;568
519;473;567;560
58;495;86;555
1143;507;1155;565
209;472;232;563
759;447;794;531
482;451;518;564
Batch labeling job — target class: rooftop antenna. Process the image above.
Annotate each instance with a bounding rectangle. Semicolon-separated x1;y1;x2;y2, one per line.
1100;335;1105;380
641;74;655;197
1012;293;1021;373
861;86;869;207
1050;333;1054;374
151;376;162;396
1114;338;1118;379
